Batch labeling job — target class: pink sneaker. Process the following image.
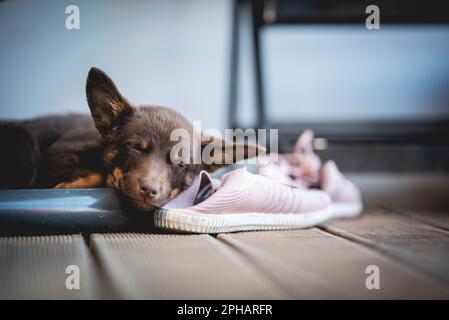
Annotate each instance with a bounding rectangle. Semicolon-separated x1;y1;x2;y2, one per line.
154;168;331;233
259;130;363;219
259;129;321;188
321;160;363;218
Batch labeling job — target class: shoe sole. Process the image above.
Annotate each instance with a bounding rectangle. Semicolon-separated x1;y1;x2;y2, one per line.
154;206;332;233
330;202;363;219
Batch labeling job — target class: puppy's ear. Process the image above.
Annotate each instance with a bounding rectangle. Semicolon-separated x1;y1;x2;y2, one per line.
201;134;266;172
86;67;131;136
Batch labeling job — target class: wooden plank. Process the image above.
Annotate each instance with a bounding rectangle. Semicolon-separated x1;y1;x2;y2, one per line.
218;229;449;299
395;210;449;231
322;210;449;285
346;173;449;211
90;233;287;299
0;235;99;299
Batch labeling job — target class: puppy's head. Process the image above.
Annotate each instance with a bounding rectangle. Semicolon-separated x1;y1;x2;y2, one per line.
86;67;264;210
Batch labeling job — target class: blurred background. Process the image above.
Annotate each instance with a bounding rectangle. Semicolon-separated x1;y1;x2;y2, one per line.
1;0;449;176
0;0;230;130
1;1;449;300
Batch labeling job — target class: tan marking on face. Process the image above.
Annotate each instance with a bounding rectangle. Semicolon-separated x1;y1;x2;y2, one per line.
106;167;124;189
140;139;151;151
169;188;180;199
103;146;118;166
185;175;193;186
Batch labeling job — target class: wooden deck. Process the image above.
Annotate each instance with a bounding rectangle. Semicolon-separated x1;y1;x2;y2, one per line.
1;174;449;299
1;208;448;299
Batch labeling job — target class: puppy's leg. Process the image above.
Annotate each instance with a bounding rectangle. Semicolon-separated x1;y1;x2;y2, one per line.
54;172;104;189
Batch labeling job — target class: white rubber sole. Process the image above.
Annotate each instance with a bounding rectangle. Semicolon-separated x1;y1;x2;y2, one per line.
330;202;363;219
154;206;333;233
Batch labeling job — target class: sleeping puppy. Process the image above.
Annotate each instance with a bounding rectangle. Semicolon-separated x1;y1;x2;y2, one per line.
0;68;263;211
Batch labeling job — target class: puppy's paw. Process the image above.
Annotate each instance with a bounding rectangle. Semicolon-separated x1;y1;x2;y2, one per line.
54;182;72;189
53;173;104;189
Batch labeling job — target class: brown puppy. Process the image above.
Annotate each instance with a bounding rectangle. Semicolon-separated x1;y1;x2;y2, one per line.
0;68;263;210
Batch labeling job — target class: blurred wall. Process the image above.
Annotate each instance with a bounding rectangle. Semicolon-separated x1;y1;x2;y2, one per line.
0;0;230;130
2;0;448;131
263;25;449;123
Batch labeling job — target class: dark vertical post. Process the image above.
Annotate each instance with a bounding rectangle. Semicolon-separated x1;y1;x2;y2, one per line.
228;0;241;129
251;0;266;130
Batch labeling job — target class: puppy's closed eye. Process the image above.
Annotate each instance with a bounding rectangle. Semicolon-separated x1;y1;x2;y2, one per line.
127;139;151;153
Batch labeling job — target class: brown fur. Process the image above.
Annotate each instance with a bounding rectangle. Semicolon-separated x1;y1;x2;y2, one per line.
0;67;264;211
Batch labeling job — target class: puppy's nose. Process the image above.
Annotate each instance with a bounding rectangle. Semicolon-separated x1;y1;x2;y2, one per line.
139;183;160;199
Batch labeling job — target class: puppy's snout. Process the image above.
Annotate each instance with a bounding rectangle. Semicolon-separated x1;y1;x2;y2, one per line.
139;181;161;199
